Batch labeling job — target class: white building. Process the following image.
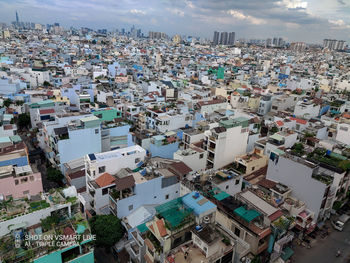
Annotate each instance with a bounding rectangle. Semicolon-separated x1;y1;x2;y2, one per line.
294;100;320;119
83;145;146;214
204;117;249;170
336;123;350;146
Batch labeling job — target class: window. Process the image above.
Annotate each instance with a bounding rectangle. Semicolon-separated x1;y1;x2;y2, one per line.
203;246;207;252
30;176;34;181
165;194;169;200
199;153;204;159
15;179;19;185
98;166;106;174
234;227;241;237
252;166;255;171
128;205;133;211
95;129;99;134
21;177;28;183
135;158;141;163
226;185;229;190
154;196;157;199
235;179;240;185
102;188;108;195
23;190;29;195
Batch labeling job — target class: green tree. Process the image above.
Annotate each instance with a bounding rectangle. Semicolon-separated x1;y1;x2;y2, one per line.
269;126;278;134
41;214;60;231
46;167;64;183
3;98;12;108
43;81;51;87
89;215;124;248
17;113;31;129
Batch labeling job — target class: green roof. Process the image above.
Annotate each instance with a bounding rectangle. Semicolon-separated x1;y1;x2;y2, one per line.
234;206;261;222
220;117;249;129
156;197;193;229
137;223;149;233
280;246;294;261
10;135;22;143
270;133;284;141
214;191;230;201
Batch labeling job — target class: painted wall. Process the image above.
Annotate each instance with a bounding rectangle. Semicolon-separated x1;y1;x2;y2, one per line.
266;156;326;221
58;127;102;167
150;142;179;159
116;177;180;218
0;172;43;200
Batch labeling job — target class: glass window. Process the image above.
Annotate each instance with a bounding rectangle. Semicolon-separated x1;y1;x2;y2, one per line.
98;166;105;174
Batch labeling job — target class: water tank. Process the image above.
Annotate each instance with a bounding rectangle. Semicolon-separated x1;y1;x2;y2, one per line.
203;216;210;224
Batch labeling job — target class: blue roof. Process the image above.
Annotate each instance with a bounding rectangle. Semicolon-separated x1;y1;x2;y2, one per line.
182;191;216;216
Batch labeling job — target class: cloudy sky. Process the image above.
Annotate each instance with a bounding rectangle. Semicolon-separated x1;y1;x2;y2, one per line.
0;0;349;43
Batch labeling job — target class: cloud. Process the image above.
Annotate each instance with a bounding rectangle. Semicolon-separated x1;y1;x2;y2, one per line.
277;0;308;9
130;9;146;15
166;8;185;17
337;0;346;5
227;10;266;25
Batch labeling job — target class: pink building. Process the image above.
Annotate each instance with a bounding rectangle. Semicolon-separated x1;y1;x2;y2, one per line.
0;166;43;200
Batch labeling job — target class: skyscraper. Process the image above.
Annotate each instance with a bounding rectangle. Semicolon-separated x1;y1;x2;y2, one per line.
15;11;19;24
220;32;228;45
213;31;219;45
273;37;278;46
228;32;235;45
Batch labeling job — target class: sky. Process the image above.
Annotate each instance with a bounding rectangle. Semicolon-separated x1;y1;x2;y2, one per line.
0;0;350;43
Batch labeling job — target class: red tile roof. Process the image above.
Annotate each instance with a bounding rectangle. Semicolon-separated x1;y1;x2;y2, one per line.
276;120;284;127
290;117;307;125
95;173;115;188
39;109;55;115
156;219;167;237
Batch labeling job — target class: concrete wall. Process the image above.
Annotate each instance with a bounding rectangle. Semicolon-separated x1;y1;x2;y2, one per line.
150;142;179;159
0;172;43;200
0;203;71;237
116;177;180;218
266;156;326;221
58;127;102;166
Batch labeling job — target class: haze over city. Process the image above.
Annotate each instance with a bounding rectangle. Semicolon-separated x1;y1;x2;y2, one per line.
0;0;350;43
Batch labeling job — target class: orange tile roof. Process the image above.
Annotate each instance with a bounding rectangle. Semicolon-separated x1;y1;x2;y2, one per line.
156;219;167;237
95;173;115;188
276;120;284;127
290;117;307;125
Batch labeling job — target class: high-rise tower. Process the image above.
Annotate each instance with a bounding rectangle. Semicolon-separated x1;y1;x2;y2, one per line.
16;11;19;24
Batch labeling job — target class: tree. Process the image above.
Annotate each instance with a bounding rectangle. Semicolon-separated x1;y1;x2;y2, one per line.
46;167;64;183
17;113;31;129
3;98;12;108
43;81;51;87
89;215;124;248
269;126;278;134
41;214;60;231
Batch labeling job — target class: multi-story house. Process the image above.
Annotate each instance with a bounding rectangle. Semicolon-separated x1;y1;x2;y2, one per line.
293;100;320;119
82;145;146;215
0;165;43;200
145;108;193;133
204;117;249;170
267;148;349;221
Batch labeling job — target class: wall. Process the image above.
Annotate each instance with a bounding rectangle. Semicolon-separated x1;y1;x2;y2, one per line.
116;177;180;218
0;172;43;200
336;123;350;145
0;203;71;237
174;151;207;172
150;142;179;159
266;156;326;221
58;127;102;167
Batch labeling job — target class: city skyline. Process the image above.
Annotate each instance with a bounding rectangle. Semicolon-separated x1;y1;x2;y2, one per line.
0;0;350;44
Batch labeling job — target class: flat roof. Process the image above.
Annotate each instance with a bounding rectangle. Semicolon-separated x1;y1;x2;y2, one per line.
239;190;278;216
182;191;216;216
